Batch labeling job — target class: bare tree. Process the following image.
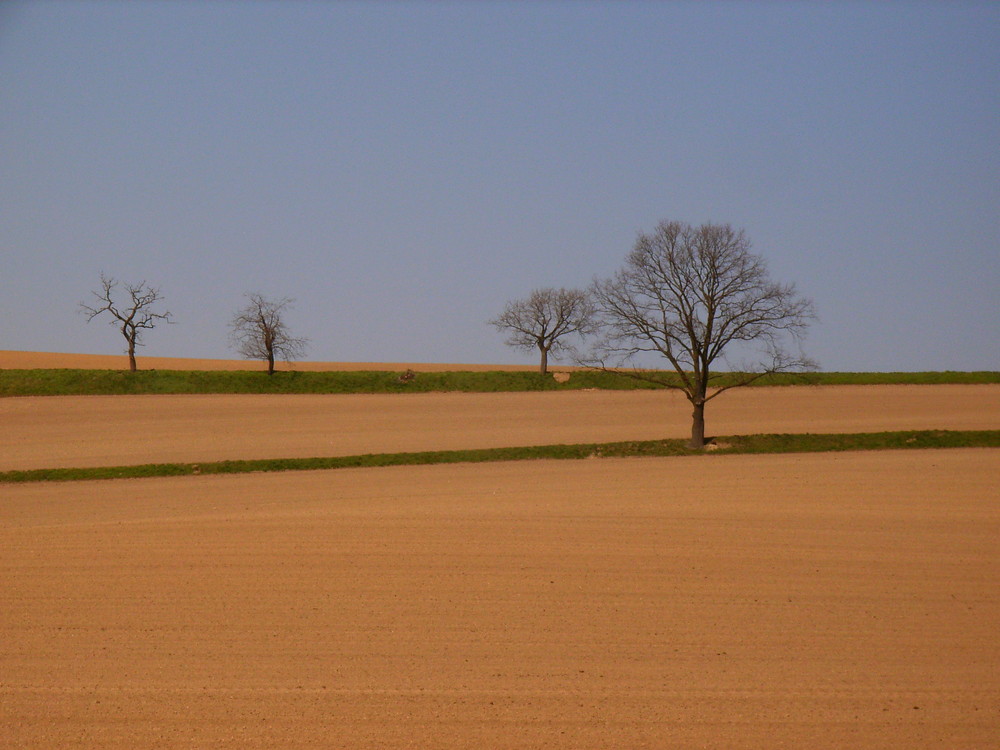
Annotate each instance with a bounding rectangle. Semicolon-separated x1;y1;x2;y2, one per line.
491;287;596;374
230;293;309;375
79;273;173;372
589;221;816;448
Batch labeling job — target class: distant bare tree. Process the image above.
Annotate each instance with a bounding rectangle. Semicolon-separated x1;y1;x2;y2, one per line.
491;287;596;374
589;220;816;448
79;273;173;372
230;293;308;375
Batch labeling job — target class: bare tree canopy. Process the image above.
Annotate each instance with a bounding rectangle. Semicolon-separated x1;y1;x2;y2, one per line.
79;273;173;372
491;287;596;374
230;293;309;375
590;220;816;447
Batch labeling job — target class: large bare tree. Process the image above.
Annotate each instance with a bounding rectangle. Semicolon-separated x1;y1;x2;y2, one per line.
79;273;173;372
230;293;309;375
590;221;816;447
491;287;596;374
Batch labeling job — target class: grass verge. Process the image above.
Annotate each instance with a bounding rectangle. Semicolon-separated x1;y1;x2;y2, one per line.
2;430;997;484
1;368;998;397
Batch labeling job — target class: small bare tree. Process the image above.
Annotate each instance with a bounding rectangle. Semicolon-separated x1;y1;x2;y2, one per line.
230;293;308;375
491;287;596;374
79;273;173;372
590;221;816;448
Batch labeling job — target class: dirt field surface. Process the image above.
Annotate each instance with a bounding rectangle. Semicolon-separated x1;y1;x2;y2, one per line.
2;353;999;746
2;384;998;471
2;451;998;749
0;350;541;372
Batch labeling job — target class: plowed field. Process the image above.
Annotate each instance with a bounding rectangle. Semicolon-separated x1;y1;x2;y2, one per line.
3;385;998;471
1;353;998;747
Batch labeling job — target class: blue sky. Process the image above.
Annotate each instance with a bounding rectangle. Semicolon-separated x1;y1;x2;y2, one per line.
2;0;997;370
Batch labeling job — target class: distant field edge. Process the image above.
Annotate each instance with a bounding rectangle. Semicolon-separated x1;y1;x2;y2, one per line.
1;367;998;396
3;430;997;484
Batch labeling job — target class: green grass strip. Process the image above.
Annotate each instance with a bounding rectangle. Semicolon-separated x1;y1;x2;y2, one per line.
2;368;998;397
2;430;997;485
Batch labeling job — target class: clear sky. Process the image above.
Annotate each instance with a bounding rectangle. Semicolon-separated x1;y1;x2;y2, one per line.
1;0;997;371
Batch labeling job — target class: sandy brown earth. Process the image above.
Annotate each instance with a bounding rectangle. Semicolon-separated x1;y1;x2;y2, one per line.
0;350;543;372
1;352;998;747
2;451;998;749
1;385;998;471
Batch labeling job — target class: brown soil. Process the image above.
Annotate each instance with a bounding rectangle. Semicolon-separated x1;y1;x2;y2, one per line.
0;350;551;372
1;352;998;747
3;451;998;748
2;385;997;471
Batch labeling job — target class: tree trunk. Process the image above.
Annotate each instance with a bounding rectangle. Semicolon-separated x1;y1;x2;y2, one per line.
267;349;275;376
126;329;137;372
538;345;548;375
689;401;706;448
